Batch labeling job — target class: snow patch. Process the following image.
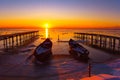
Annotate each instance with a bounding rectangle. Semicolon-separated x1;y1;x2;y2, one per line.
82;59;120;80
81;74;120;80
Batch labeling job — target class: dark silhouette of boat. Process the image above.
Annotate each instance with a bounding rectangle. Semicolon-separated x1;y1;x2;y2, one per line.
34;38;52;62
69;39;89;62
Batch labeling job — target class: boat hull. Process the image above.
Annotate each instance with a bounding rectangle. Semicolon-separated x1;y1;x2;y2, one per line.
69;39;89;62
34;38;52;62
34;49;52;62
69;49;89;62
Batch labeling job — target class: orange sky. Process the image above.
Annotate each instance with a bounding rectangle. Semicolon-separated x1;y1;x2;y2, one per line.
0;0;120;29
0;19;119;29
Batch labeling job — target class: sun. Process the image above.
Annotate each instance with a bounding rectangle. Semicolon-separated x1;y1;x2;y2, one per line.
45;23;49;28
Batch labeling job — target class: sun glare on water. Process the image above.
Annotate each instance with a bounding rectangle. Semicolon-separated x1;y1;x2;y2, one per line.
45;23;49;38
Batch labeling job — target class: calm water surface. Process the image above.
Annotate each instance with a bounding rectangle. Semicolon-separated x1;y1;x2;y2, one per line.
0;29;119;79
0;29;120;61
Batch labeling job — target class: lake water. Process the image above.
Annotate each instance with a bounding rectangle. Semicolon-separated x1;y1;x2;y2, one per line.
0;28;120;61
39;28;120;41
0;28;120;79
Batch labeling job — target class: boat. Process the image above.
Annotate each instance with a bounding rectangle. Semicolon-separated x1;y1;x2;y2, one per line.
34;38;52;62
69;39;89;62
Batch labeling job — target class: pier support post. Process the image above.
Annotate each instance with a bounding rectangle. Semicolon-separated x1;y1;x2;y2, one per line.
104;37;107;48
91;35;93;45
5;38;8;49
9;37;11;48
109;38;112;49
19;35;22;46
58;35;59;41
118;39;120;53
95;35;98;46
12;36;14;48
88;60;92;77
113;38;116;52
3;39;6;48
100;36;102;48
16;36;18;47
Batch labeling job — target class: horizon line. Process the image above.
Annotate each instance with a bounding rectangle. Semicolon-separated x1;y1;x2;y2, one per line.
0;27;120;30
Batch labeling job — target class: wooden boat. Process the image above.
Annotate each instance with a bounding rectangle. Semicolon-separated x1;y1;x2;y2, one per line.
69;39;89;62
34;38;52;62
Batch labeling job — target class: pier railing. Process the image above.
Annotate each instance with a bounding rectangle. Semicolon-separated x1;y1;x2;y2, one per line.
0;31;39;49
74;32;120;54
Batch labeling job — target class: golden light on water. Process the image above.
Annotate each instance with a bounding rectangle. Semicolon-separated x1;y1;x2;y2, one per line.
45;23;49;38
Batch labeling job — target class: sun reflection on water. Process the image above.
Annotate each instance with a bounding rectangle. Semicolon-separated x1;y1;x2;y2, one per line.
45;28;48;38
45;23;49;38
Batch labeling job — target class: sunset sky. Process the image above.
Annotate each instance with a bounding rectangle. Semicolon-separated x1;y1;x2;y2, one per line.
0;0;120;29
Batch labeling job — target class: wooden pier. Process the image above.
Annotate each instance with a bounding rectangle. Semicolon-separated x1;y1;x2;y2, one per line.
74;32;120;54
0;31;39;49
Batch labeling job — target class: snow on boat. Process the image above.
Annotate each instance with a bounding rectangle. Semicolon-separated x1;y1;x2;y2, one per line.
69;39;89;62
34;38;52;62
